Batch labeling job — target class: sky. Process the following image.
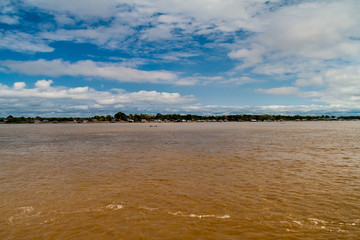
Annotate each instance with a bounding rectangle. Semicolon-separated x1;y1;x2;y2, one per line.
1;0;360;117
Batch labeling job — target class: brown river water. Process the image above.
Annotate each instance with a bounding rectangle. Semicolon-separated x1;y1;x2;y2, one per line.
0;122;359;239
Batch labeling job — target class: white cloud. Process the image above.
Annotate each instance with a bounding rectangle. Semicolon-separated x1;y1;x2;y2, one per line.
256;64;360;107
315;66;360;106
0;31;54;53
1;59;257;86
12;0;276;52
41;25;132;48
259;1;360;60
23;0;122;20
256;87;322;98
140;24;173;41
0;80;196;115
223;76;261;85
230;1;360;77
295;77;324;87
1;0;360;116
22;0;269;27
0;0;17;14
256;87;300;96
180;104;360;116
228;46;265;68
35;79;53;89
13;82;26;89
0;59;189;85
6;0;359;61
0;15;19;24
156;52;199;61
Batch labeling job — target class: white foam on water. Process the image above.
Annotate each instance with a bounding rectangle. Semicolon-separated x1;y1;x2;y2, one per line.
7;216;14;224
189;214;215;218
289;217;355;233
39;218;55;225
19;206;35;214
105;204;123;210
308;218;327;225
139;206;158;211
168;211;183;216
7;206;39;225
293;220;303;226
168;211;230;219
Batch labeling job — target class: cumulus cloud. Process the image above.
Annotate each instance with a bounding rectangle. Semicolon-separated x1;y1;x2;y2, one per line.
35;79;53;89
13;82;26;89
0;80;196;116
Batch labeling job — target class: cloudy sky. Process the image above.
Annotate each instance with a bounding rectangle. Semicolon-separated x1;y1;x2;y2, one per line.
1;0;360;117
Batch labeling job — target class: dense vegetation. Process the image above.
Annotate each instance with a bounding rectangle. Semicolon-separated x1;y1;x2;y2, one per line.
1;112;359;124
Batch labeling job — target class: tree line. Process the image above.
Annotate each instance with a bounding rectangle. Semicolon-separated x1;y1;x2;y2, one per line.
1;112;359;123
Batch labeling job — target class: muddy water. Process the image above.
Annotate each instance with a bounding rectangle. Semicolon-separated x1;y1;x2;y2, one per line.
0;122;359;239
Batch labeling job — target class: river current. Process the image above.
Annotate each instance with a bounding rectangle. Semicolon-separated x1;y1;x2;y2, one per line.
0;122;359;239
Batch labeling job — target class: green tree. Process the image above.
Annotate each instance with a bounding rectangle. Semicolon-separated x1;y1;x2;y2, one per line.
156;113;163;120
6;115;14;123
114;111;127;121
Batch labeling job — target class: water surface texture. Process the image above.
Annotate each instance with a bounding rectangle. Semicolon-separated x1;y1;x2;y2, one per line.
1;122;359;239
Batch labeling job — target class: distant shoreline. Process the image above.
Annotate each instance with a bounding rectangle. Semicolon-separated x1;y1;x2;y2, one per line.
2;112;360;124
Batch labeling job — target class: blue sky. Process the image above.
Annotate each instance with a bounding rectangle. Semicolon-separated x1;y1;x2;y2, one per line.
1;0;360;116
